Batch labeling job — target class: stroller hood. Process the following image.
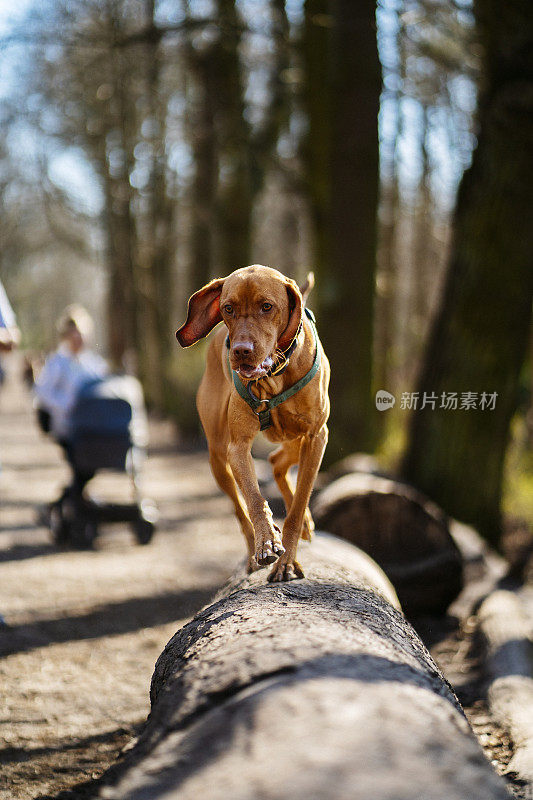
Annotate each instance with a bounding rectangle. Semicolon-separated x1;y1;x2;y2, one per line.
69;374;148;448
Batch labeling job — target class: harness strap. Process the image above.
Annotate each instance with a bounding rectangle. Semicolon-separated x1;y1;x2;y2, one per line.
228;308;321;431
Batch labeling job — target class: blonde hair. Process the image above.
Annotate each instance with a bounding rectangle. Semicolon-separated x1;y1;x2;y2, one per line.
56;304;95;343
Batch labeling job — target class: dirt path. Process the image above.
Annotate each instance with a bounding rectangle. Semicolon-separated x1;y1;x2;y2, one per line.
0;357;528;799
0;359;244;799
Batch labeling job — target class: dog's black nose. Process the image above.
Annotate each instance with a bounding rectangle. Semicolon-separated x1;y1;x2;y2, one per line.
232;341;254;360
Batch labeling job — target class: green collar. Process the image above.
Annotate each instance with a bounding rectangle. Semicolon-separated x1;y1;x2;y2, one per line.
228;308;321;431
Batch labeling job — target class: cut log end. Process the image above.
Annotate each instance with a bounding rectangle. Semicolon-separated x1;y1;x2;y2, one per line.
312;472;464;616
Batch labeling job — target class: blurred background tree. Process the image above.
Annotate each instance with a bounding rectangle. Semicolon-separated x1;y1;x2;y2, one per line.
301;0;381;456
401;0;533;546
0;0;530;543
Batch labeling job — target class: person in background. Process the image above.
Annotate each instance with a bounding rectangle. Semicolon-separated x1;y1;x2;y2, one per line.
35;304;107;443
0;279;20;625
35;304;109;506
0;279;21;386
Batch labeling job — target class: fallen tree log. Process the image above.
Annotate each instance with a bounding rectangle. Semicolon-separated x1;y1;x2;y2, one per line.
312;472;463;616
478;589;533;792
100;534;510;800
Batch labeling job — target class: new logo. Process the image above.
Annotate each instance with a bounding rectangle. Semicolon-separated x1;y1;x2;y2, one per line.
375;390;396;410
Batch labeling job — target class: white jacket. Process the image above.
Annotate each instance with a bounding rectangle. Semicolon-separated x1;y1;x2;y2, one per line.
35;344;108;439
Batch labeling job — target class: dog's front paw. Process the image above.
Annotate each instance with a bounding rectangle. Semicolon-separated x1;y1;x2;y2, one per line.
255;526;285;566
247;557;263;573
267;558;304;582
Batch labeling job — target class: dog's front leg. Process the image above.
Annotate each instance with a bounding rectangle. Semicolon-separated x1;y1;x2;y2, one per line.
268;425;328;582
227;439;285;567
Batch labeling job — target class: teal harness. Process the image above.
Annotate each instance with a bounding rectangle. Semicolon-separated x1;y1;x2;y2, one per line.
228;308;321;432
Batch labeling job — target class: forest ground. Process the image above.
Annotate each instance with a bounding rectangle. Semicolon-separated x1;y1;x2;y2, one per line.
0;356;531;799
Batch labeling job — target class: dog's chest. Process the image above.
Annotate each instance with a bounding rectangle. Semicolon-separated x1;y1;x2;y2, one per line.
263;405;313;442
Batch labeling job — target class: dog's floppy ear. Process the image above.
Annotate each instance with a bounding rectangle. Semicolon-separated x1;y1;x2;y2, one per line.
278;278;303;351
176;278;225;347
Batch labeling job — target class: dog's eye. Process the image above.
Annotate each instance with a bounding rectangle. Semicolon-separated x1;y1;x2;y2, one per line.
223;304;233;315
261;302;272;312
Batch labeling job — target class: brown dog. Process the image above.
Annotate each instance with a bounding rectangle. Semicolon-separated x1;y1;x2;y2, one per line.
176;265;330;581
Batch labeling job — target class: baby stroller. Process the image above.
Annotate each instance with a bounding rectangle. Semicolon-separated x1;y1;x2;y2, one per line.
47;374;157;549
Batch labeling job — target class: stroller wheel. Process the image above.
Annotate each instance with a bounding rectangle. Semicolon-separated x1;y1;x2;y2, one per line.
50;503;70;546
70;518;98;550
133;518;154;545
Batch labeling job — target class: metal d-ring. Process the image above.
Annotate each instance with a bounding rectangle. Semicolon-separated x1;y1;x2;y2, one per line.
247;381;270;408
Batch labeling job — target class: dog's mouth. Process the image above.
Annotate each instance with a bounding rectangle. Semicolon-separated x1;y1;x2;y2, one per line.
235;357;274;381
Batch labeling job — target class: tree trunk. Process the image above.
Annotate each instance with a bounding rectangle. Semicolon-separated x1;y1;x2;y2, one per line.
374;6;403;400
401;0;533;547
97;10;141;372
214;0;253;274
184;0;252;279
375;131;400;396
411;103;432;375
100;534;509;800
327;0;381;456
302;0;381;460
188;56;218;288
186;1;219;289
301;0;332;314
251;0;291;183
99;160;138;371
137;0;176;410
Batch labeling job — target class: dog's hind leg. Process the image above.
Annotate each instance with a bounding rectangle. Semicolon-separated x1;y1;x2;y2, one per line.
268;425;328;582
268;440;314;542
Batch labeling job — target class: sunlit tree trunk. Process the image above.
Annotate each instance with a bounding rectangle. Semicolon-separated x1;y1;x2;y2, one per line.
411;103;432;380
375;156;399;405
375;159;399;396
401;0;533;546
101;170;138;371
375;6;402;401
137;0;176;409
99;14;140;371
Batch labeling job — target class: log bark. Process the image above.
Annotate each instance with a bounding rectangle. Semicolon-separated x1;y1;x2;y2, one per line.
100;534;510;800
312;472;463;616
